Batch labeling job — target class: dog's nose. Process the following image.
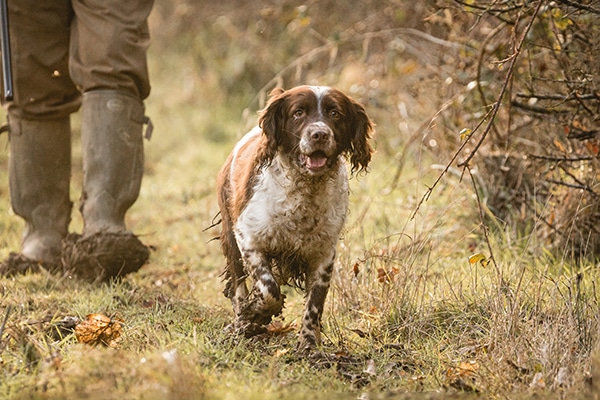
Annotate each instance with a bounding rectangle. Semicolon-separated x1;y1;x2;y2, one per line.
310;130;329;141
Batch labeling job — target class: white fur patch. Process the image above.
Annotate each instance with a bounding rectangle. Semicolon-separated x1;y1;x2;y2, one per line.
234;155;348;263
310;85;330;101
229;126;262;194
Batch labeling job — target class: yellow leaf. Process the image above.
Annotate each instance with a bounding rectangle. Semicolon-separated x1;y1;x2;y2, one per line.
459;128;472;141
469;253;489;267
551;8;573;31
298;16;311;27
75;313;123;348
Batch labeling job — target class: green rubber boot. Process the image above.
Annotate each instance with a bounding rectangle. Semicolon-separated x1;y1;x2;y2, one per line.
62;90;150;282
0;117;72;275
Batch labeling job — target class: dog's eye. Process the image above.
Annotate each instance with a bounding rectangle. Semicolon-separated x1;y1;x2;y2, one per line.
329;109;341;120
293;109;304;118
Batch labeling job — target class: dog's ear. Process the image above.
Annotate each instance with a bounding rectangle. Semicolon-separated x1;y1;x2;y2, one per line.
258;88;287;163
347;98;374;174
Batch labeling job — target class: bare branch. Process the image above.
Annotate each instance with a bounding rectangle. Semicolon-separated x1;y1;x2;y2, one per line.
529;154;600;162
516;92;599;101
459;0;547;168
556;0;600;14
510;100;571;114
410;0;547;220
545;179;600;198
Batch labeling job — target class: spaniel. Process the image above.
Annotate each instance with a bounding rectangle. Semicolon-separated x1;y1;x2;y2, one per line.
217;85;374;352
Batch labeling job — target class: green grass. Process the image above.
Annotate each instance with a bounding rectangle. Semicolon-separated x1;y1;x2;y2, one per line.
1;2;600;399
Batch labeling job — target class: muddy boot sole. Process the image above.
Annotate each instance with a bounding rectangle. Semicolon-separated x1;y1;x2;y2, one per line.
62;232;150;283
0;253;60;276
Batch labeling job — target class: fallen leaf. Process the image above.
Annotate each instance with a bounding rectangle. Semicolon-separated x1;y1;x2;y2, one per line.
377;267;398;283
75;313;123;348
447;360;479;379
266;319;297;335
468;254;489;267
446;360;480;392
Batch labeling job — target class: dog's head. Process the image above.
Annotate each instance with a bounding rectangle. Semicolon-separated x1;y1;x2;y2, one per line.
258;85;374;175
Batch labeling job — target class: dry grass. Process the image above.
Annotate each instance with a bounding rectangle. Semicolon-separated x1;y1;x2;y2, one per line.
1;1;600;399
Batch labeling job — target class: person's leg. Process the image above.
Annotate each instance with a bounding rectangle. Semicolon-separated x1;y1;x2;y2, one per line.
61;0;154;281
0;1;78;275
69;0;153;100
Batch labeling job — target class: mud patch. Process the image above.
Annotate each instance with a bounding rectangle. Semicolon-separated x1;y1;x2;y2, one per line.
62;232;150;282
0;253;59;277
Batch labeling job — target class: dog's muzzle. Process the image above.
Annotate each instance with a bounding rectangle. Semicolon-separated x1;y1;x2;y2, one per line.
299;122;336;173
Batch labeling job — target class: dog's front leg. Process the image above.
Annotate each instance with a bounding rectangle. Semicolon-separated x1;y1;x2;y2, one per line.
237;248;284;329
297;256;334;353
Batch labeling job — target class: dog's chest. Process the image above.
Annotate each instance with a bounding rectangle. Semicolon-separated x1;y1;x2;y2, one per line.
235;164;349;255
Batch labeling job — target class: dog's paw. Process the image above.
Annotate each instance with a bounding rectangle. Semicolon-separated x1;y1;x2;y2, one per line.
224;319;268;338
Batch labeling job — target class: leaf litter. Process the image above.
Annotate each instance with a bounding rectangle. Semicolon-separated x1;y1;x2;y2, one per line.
75;313;124;348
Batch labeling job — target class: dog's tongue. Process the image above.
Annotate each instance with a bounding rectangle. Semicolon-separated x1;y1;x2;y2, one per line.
307;155;327;169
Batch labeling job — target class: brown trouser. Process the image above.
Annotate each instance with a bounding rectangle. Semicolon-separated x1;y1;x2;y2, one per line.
3;0;154;120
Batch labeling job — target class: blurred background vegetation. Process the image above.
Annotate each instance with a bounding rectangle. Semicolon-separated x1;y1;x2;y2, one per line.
148;0;600;261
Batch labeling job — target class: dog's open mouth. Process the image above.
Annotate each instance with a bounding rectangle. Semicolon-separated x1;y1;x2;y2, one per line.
301;151;328;171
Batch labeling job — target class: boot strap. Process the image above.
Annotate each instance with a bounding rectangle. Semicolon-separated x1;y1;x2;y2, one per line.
143;115;153;140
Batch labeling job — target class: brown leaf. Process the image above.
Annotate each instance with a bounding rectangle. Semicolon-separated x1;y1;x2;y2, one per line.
352;262;360;277
446;361;479;379
446;361;480;392
266;319;297;335
75;313;123;348
377;267;398;283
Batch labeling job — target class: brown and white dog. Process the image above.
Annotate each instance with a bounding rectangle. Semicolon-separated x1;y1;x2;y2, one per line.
217;85;374;352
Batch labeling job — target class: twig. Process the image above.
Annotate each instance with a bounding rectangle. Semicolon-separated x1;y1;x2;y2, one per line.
454;0;524;20
459;0;546;168
559;165;600;197
409;106;493;221
516;92;599;101
568;128;600;141
0;305;12;351
529;154;600;162
545;179;600;198
511;100;572;114
410;0;546;219
476;21;508;119
557;0;600;14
